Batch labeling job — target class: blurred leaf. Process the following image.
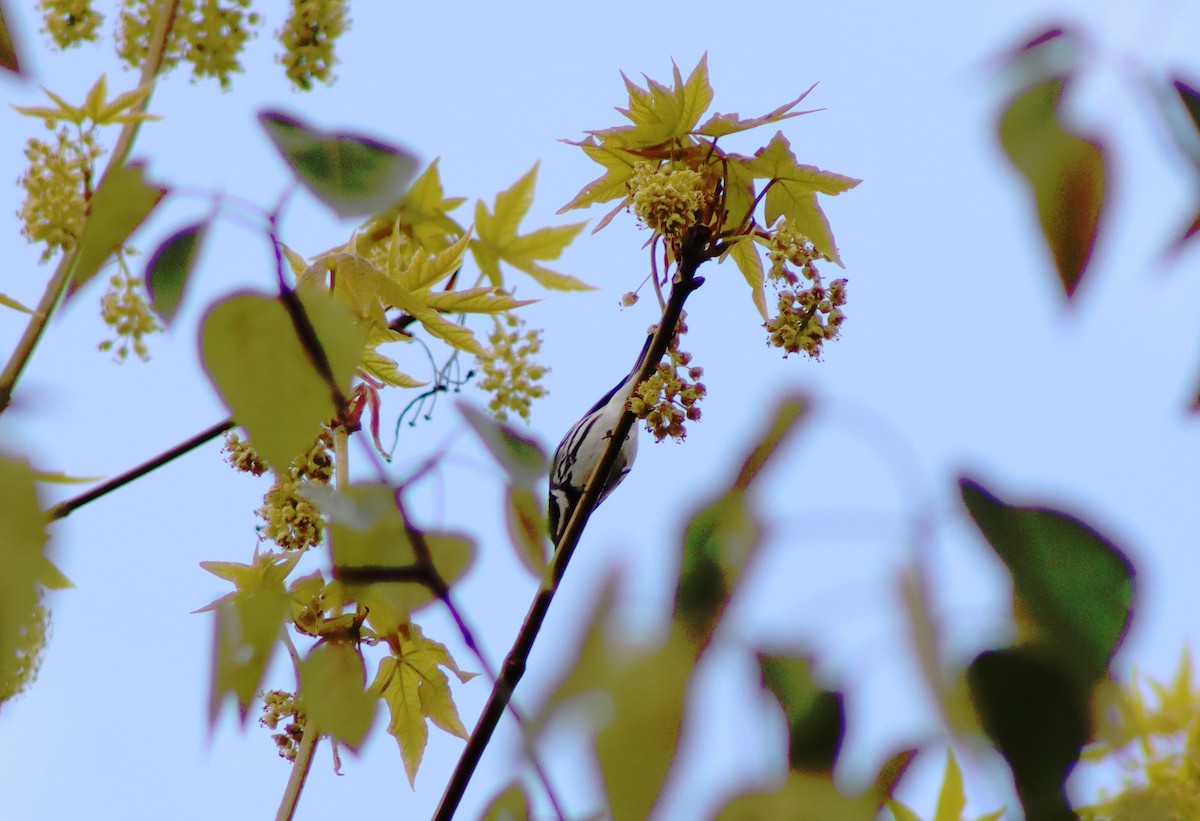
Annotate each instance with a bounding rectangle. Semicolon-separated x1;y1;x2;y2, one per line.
200;290;366;473
480;783;531;821
31;470;104;484
457;401;548;485
715;771;877;821
0;0;20;74
320;484;475;634
997;77;1106;298
759;653;845;774
968;646;1090;821
959;477;1134;684
724;234;768;320
300;640;375;748
0;292;33;314
208;586;288;723
258;110;420;219
674;393;809;647
886;749;1005;821
69;163;167;299
870;748;917;808
145;221;207;324
504;485;550;582
0;455;68;703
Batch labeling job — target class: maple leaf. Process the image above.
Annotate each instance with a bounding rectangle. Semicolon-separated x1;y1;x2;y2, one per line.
696;84;821;138
471;164;591;290
14;75;159;127
372;624;476;786
590;55;714;149
558;137;640;214
745;131;862;266
360;159;466;253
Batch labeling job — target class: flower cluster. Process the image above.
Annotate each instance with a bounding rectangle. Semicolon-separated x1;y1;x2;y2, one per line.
224;429;333;551
763;220;847;358
629;316;706;442
117;0;261;89
99;258;162;361
259;689;306;762
475;313;549;422
628;162;709;245
258;429;333;551
38;0;103;49
277;0;349;91
17;127;102;262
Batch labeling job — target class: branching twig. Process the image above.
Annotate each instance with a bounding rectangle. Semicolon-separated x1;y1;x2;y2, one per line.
432;225;715;820
0;0;181;415
48;418;233;520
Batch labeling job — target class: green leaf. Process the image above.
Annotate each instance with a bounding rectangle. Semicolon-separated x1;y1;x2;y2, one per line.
0;291;33;314
457;401;548;485
871;748;917;808
674;393;809;647
697;85;819;138
145;221;206;324
258;110;420;219
318;484;476;635
300;640;376;748
717;772;877;821
967;646;1089;820
504;485;550;582
208;586;288;723
0;1;21;75
480;783;531;821
200;291;367;473
724;234;768;320
69;163;167;299
998;77;1106;298
0;455;68;703
759;654;845;775
959;477;1134;684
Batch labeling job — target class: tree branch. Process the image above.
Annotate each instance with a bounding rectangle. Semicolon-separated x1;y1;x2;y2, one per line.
0;0;181;415
48;418;233;520
432;225;714;820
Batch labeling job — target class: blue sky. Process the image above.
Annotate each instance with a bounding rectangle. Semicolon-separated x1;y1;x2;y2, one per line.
2;1;1200;818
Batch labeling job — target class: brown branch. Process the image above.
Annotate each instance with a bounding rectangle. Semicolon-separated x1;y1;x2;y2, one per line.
48;418;233;521
432;225;714;820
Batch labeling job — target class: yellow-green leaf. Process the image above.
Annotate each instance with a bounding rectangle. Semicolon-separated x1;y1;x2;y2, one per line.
480;783;531;821
32;469;104;484
208;586;288;723
697;85;819;138
724;235;767;320
933;749;966;821
559;139;639;213
505;485;550;582
0;3;21;75
82;75;107;122
375;275;483;354
0;292;34;314
421;287;536;314
200;291;367;473
300;640;376;748
372;655;427;786
69;163;168;299
258;110;421;220
361;349;426;389
393;228;472;292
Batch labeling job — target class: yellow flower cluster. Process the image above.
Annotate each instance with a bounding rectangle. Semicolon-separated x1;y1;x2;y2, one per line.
38;0;103;49
0;597;49;707
259;689;306;762
628;317;706;442
476;313;549;422
117;0;261;88
257;429;334;551
628;162;708;243
763;220;847;358
18;127;102;262
222;430;269;475
99;260;162;361
278;0;349;91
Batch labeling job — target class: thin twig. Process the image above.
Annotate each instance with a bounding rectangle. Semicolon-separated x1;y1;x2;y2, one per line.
274;722;319;821
48;418;233;520
432;225;714;820
0;0;181;414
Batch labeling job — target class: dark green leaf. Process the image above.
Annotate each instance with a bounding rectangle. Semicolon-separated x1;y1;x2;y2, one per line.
959;477;1134;683
998;77;1106;299
258;110;420;219
145;221;206;324
457;401;548;485
758;654;845;775
968;647;1089;821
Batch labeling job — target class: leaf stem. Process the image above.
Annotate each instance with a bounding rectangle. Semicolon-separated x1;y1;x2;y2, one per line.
432;225;713;820
0;0;181;415
274;721;319;821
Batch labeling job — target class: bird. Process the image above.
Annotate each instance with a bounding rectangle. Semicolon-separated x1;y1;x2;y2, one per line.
547;331;655;546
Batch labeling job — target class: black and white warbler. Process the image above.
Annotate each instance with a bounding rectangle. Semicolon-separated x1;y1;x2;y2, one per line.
548;332;655;545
